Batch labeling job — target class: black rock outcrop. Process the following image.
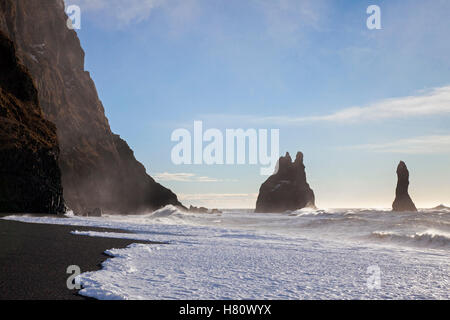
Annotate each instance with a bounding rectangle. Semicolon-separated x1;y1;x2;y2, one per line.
432;204;450;210
392;161;417;212
187;205;222;214
0;0;182;214
255;152;315;213
0;32;64;214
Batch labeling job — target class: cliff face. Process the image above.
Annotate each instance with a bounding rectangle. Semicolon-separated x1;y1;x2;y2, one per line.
392;161;417;212
0;31;64;214
255;152;315;213
0;0;181;214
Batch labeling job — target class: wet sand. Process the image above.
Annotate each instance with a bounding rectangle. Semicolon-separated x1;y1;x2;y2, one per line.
0;218;157;300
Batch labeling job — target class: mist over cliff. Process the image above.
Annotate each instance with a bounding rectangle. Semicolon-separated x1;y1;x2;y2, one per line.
0;0;182;214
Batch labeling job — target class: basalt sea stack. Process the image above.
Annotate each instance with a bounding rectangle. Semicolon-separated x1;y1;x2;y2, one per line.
392;161;417;212
255;152;315;213
0;32;64;214
0;0;181;214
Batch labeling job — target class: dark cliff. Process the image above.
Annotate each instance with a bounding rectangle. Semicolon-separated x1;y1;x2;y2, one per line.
0;31;64;214
392;161;417;212
0;0;181;214
255;152;315;213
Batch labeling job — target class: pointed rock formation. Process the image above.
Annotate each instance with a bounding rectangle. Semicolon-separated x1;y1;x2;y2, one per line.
255;152;315;213
0;0;182;214
392;161;417;212
0;31;64;214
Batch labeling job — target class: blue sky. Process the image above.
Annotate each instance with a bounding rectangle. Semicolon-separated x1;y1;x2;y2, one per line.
65;0;450;208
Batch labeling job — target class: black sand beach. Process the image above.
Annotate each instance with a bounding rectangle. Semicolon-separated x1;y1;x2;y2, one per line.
0;218;157;300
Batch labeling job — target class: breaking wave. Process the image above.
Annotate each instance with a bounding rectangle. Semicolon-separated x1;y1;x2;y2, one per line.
149;205;185;218
371;229;450;249
290;208;330;216
4;205;450;299
99;205;450;251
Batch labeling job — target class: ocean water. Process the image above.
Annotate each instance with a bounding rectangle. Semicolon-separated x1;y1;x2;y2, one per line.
3;206;449;299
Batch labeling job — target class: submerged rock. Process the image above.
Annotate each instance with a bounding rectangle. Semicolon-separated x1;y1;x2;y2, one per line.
0;32;64;214
255;152;315;213
0;0;182;214
431;204;450;210
392;161;417;212
189;205;209;214
187;206;222;214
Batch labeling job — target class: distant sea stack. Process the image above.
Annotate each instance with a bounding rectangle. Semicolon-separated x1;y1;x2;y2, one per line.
432;204;450;210
0;0;182;214
188;205;223;214
0;32;64;214
255;152;315;213
392;161;417;212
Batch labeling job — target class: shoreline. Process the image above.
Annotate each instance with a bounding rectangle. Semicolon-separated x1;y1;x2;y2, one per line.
0;218;158;300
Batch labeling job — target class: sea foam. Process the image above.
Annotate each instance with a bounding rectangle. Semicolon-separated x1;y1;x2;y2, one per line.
3;206;449;300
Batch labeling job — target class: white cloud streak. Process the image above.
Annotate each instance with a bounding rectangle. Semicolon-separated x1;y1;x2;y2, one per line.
259;85;450;125
344;134;450;154
196;85;450;127
179;193;258;201
155;172;226;182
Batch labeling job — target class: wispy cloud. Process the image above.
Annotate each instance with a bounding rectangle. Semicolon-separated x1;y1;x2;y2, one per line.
261;85;450;124
343;134;450;154
179;193;258;201
155;172;230;182
178;193;258;209
198;85;450;126
256;0;329;45
65;0;166;25
66;0;328;36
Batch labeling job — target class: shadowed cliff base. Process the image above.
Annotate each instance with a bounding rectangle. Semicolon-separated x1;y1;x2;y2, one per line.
255;152;315;213
0;0;182;215
392;161;417;212
0;31;64;214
